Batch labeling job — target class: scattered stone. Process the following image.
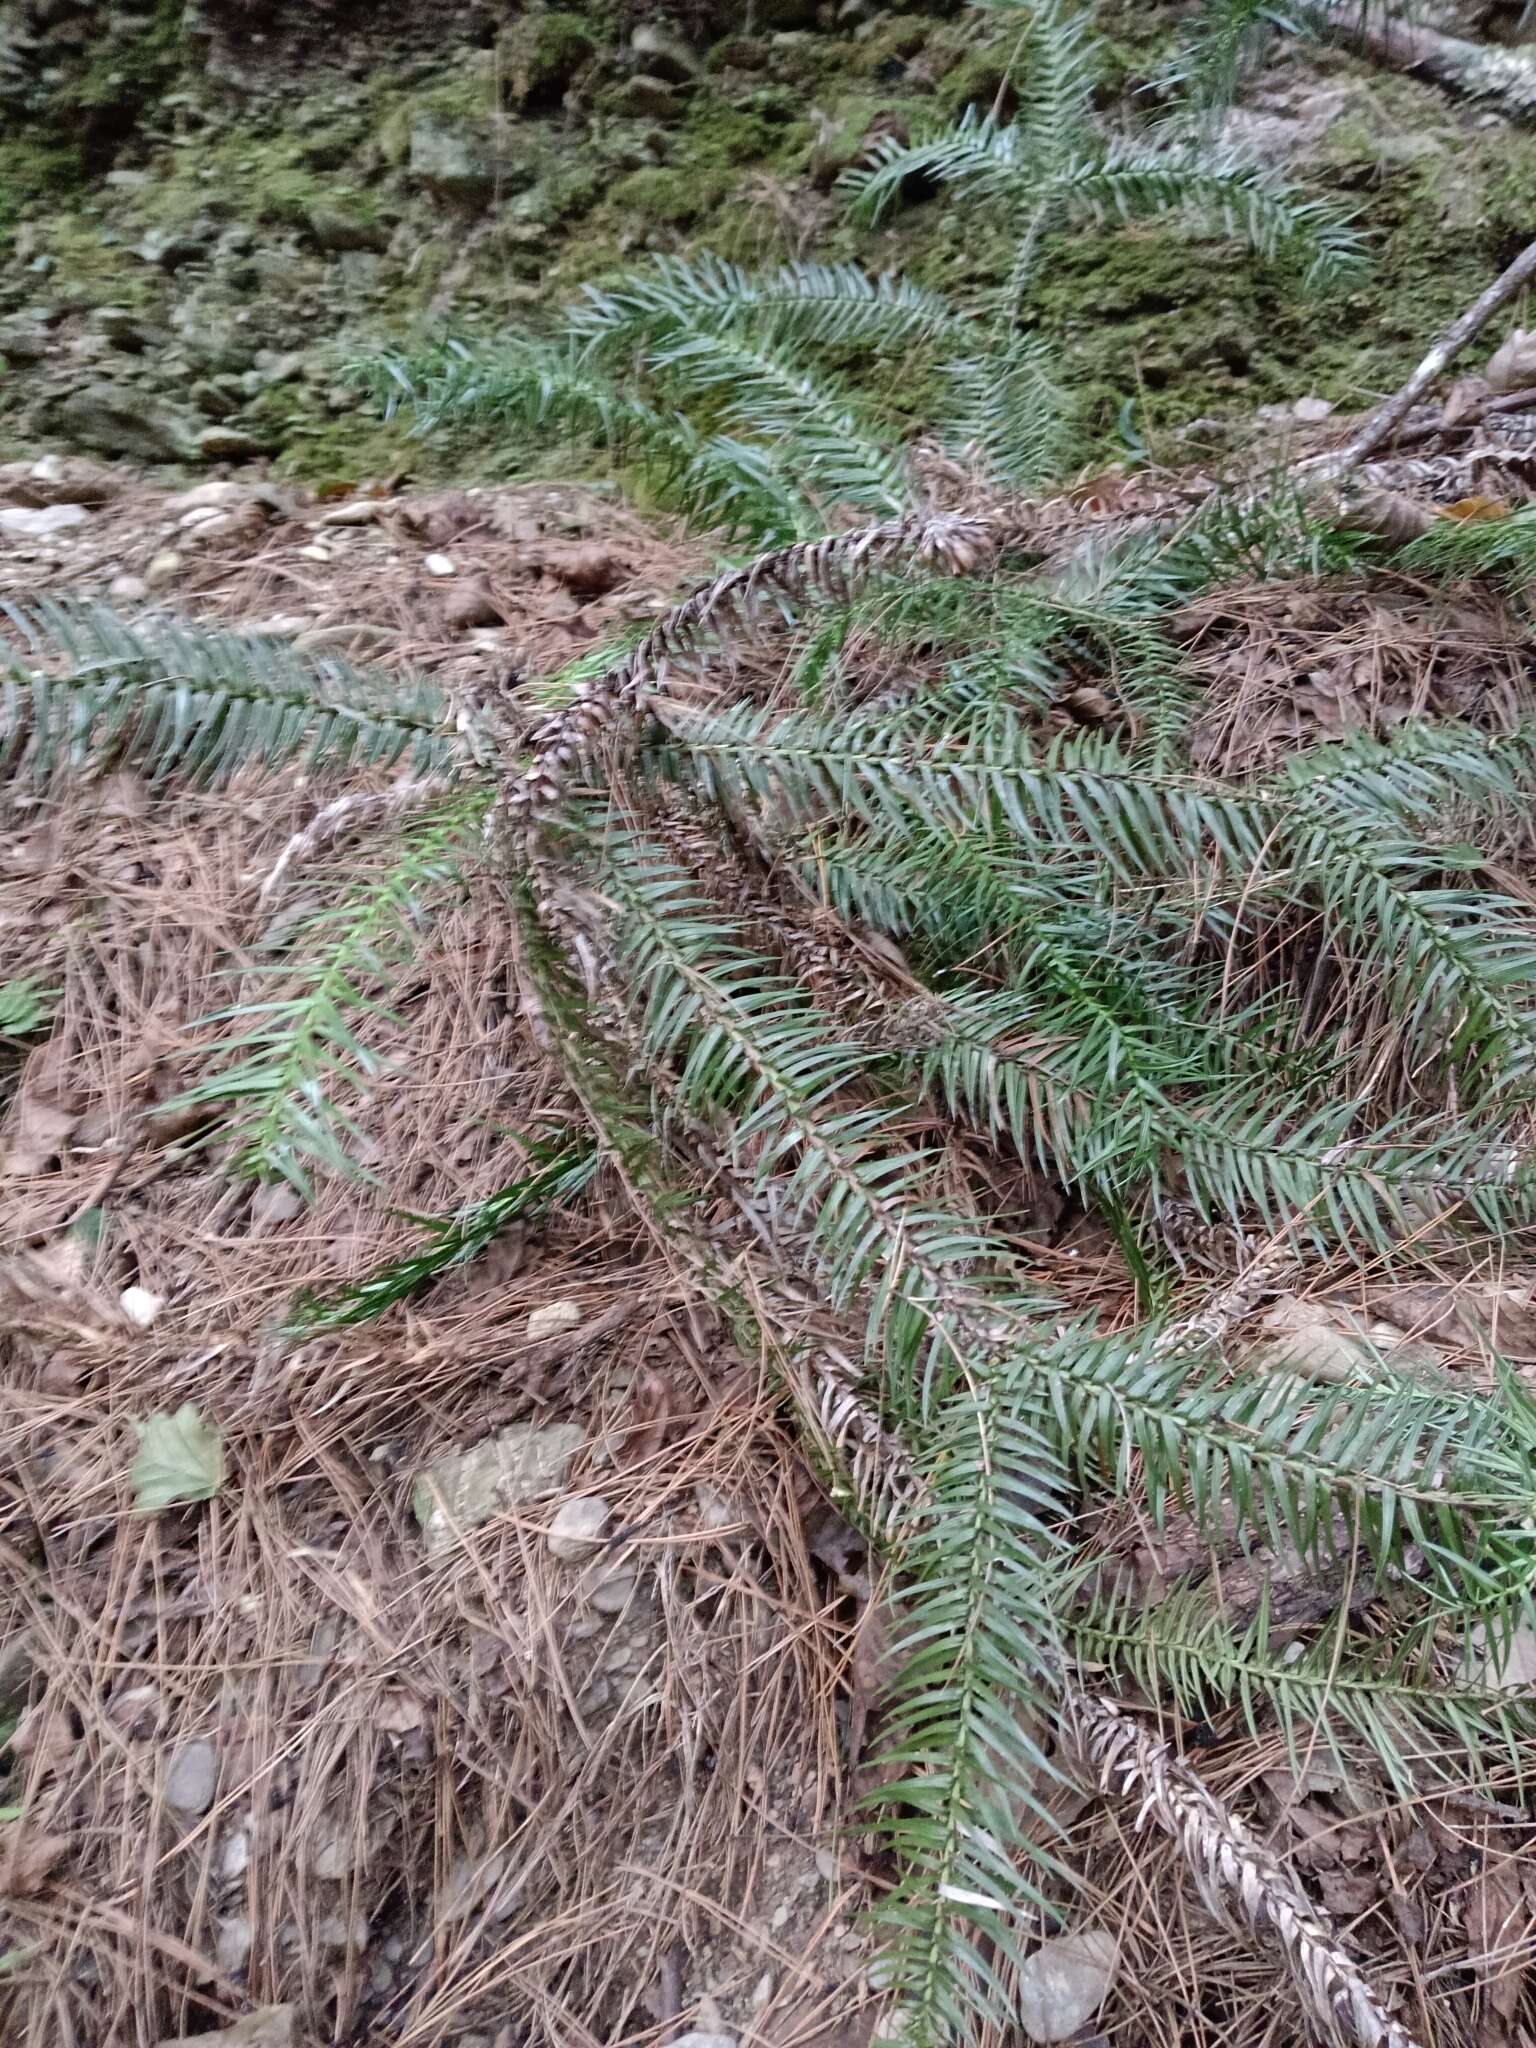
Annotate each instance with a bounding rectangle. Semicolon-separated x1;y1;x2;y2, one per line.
298;544;332;563
422;552;456;577
120;1286;164;1330
306;1826;361;1881
49;384;197;463
666;2035;738;2048
303;202;389;254
317;1908;370;1951
165;480;249;516
413;1422;586;1552
293;624;396;656
15;454;124;506
164;1738;219;1816
238;614;309;640
1292;394;1335;423
146;550;183;590
442;578;504;631
1464;1620;1536;1691
316;499;395;527
527;1299;583;1342
215;1915;253;1971
408;115;504;204
219;1827;251;1883
195;427;264;462
587;1566;638;1614
109;573;150;602
135;226;209;272
548;1494;611;1563
0;503;88;539
610;73;680;119
1016;1929;1120;2045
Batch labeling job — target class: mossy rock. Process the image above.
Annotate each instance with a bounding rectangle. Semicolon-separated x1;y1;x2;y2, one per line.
608;164;729;227
502;10;597;111
934;47;1016;119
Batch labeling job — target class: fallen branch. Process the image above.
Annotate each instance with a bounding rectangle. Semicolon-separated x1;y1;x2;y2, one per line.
1309;236;1536;478
1298;1;1536;123
1066;1692;1421;2048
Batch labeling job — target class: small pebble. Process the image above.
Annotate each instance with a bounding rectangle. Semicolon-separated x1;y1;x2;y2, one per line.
547;1494;611;1563
422;552;456;576
215;1915;253;1972
109;572;149;602
120;1286;163;1329
165;1737;218;1815
145;549;182;589
527;1299;582;1342
297;543;332;562
588;1567;638;1615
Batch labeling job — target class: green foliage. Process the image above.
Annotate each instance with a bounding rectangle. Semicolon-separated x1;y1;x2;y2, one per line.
839;6;1362;296
0;599;456;785
168;796;486;1195
285;1138;598;1332
0;977;57;1041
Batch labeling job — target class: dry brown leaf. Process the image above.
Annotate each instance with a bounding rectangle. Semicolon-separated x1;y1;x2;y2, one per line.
1486;326;1536;396
3;1092;79;1176
1440;495;1511;523
0;1822;67;1898
617;1369;675;1467
1442;374;1490;424
1465;1862;1532;2022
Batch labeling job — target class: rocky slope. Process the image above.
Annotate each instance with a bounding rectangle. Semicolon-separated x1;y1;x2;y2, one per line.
6;0;1536;492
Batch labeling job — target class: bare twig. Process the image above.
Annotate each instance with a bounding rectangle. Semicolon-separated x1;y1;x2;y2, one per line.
1313;238;1536;478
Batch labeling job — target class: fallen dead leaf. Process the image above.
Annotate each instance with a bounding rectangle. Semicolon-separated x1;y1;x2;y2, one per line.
0;1823;67;1899
2;1092;79;1176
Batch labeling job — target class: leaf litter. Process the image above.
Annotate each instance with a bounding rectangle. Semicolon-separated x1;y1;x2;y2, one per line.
5;464;1536;2048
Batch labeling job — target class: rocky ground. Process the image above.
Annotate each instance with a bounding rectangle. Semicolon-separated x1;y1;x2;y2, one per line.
7;0;1536;488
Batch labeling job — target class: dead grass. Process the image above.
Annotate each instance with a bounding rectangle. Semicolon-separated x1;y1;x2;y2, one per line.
0;778;865;2048
6;473;1536;2048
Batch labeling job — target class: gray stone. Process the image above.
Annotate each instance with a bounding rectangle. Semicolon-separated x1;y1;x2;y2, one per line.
165;1738;219;1816
548;1495;611;1563
587;1567;638;1615
610;73;680;120
0;503;88;538
303;201;388;254
316;1908;370;1951
631;24;702;82
195;426;267;462
109;572;149;602
215;1915;253;1971
666;2035;738;2048
0;321;50;365
136;225;210;272
293;624;397;656
94;306;173;353
48;383;197;464
414;1423;585;1552
408;116;505;203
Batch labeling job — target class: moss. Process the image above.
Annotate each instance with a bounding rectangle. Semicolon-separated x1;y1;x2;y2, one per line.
933;47;1015;119
608;164;727;227
852;18;934;78
501;10;597;111
0;133;85;254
